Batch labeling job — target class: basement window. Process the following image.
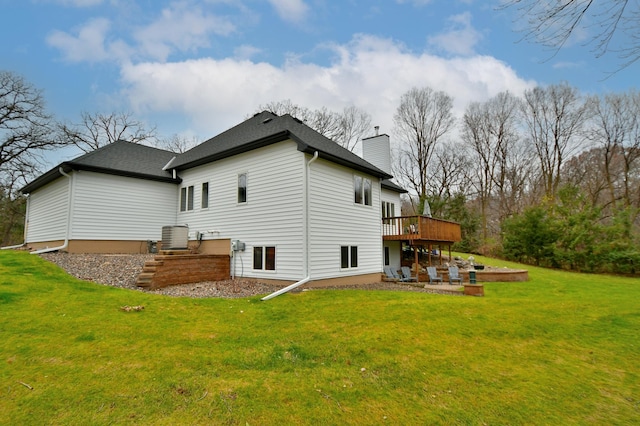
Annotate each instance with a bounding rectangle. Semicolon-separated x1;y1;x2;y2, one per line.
340;245;358;269
253;246;276;270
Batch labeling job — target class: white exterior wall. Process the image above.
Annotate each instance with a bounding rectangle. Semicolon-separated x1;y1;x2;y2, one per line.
308;159;382;280
71;171;177;240
25;176;70;243
176;140;305;281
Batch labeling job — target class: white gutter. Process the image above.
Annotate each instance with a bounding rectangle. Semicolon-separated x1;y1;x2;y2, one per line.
1;243;26;250
30;167;73;255
262;151;318;301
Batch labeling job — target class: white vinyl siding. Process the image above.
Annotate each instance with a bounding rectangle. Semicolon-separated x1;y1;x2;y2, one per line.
25;176;70;243
71;172;177;240
176;140;305;280
308;159;382;280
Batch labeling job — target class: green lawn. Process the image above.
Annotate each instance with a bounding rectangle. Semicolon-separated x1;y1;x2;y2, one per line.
1;250;638;425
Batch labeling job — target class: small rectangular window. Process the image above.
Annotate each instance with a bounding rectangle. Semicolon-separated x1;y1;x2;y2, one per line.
187;185;194;211
253;246;263;270
350;246;358;267
238;173;247;203
265;247;276;271
201;182;209;208
384;246;390;266
254;246;276;270
354;176;363;204
341;246;349;269
363;178;371;206
341;245;358;269
382;201;396;218
180;186;194;211
180;187;187;212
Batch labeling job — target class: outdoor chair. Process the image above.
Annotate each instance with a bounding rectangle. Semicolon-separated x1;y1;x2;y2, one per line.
448;266;463;285
400;266;418;282
384;267;401;281
426;266;443;285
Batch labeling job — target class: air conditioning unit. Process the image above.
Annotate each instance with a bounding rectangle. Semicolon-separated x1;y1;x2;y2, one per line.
161;225;189;250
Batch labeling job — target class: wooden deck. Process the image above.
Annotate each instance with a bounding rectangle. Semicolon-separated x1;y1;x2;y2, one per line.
382;216;461;244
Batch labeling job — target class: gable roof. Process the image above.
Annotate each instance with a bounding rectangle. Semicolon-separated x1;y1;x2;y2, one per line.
171;111;393;179
21;141;179;194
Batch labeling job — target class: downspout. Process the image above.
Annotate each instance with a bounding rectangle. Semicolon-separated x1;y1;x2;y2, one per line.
262;151;318;301
30;167;73;255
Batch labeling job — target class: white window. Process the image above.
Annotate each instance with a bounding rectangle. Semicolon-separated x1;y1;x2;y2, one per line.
354;175;372;206
382;201;395;218
201;182;209;209
180;185;194;212
340;245;358;269
238;173;247;203
253;246;276;270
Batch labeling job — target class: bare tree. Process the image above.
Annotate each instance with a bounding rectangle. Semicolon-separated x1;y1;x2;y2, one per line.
0;70;66;245
463;91;522;243
0;71;61;182
255;100;371;152
58;111;157;153
586;91;640;231
502;0;640;70
157;134;200;153
521;83;590;198
394;87;455;203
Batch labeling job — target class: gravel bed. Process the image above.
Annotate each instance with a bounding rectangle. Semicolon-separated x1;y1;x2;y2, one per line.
40;252;462;299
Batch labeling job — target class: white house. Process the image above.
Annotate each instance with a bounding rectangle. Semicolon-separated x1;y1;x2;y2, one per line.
20;112;410;286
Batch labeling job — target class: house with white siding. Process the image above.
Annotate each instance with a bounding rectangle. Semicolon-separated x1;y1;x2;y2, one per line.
20;111;430;286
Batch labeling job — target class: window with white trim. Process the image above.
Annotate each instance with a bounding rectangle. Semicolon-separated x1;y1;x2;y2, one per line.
340;245;358;269
180;185;194;212
253;246;275;270
238;173;247;203
354;175;372;206
382;201;395;218
201;182;209;208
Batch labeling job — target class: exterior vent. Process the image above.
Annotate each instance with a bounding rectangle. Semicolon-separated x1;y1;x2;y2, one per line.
161;225;189;250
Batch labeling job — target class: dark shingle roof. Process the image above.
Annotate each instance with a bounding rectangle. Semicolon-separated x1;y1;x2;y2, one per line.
381;179;408;193
21;141;179;193
22;112;405;194
171;111;393;179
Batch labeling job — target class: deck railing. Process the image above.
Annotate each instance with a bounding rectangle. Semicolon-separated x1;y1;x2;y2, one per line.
382;215;461;243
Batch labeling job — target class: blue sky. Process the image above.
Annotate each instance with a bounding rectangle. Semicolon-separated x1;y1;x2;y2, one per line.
2;0;638;163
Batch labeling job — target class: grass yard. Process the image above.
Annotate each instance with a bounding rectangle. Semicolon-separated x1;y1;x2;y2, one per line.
1;250;639;425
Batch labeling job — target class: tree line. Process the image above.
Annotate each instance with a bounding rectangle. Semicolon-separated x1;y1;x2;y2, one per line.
393;84;639;274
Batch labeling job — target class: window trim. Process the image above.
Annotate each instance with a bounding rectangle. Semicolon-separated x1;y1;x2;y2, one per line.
238;172;247;204
180;185;195;212
354;175;372;206
340;245;358;269
201;182;209;209
253;245;276;271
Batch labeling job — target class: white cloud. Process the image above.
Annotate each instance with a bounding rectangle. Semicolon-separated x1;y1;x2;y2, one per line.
46;18;115;63
267;0;309;24
133;2;236;61
427;12;482;56
234;44;263;60
119;34;535;139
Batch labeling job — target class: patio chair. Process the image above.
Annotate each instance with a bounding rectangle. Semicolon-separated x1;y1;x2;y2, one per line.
426;266;443;285
448;266;463;285
383;267;401;281
400;266;418;282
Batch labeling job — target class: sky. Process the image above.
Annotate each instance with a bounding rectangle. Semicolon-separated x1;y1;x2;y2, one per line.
1;0;638;164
